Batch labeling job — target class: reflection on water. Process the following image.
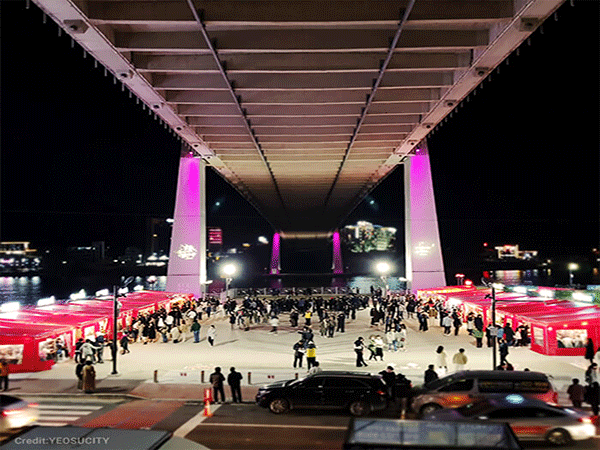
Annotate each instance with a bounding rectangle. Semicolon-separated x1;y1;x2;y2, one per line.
0;268;597;305
0;275;167;305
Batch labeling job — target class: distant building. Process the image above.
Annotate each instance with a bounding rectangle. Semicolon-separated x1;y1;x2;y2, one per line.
494;245;538;260
341;221;396;253
0;241;41;273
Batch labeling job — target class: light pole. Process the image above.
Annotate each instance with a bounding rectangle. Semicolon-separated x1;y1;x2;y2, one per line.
222;263;237;297
568;263;578;286
483;279;503;370
376;262;391;297
112;276;134;375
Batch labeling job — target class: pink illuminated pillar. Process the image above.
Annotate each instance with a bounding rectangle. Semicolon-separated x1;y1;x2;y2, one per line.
166;154;206;297
269;232;281;274
332;230;344;274
404;140;445;291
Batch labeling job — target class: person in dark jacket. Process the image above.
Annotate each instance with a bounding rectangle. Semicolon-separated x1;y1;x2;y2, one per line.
379;366;396;400
227;367;243;403
75;361;85;390
585;338;596;363
209;367;226;404
424;364;438;384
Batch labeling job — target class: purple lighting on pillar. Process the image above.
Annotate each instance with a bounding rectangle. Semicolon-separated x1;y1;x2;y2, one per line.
270;232;281;274
332;230;343;274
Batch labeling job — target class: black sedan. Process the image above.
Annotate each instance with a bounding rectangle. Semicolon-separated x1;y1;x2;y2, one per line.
256;371;388;416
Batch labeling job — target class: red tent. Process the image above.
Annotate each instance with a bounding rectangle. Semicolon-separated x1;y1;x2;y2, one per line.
521;307;600;356
0;321;74;373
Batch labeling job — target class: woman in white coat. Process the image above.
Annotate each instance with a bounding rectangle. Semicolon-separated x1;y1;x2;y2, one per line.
207;325;216;346
435;345;448;375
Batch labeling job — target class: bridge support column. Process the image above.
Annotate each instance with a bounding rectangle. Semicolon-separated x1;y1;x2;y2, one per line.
269;232;281;274
404;140;446;291
166;153;207;298
332;230;344;274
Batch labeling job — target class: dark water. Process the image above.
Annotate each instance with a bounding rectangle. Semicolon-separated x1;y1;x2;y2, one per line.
1;268;597;305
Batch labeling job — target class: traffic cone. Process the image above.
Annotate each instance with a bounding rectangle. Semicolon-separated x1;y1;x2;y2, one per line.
203;400;213;417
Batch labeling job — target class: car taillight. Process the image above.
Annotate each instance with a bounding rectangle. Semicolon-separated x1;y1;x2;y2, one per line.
552;392;558;403
2;408;21;416
377;390;386;396
578;417;593;424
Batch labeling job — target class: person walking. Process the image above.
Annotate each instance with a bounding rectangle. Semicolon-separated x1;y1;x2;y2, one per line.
499;339;509;364
120;333;131;354
169;325;182;343
209;367;226;404
227;367;243;403
424;364;438;384
567;378;585;408
379;366;396;401
207;325;216;346
0;360;9;391
397;324;407;352
82;360;96;394
293;339;305;368
354;337;368;367
473;327;484;348
442;314;452;336
585;338;596;364
374;335;385;361
191;319;201;343
452;348;468;372
304;310;312;326
435;346;448;375
75;360;85;390
269;315;279;334
95;333;105;364
306;341;317;369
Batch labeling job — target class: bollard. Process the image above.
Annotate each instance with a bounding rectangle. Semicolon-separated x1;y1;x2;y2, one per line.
201;370;205;383
248;372;251;385
153;370;158;383
295;373;298;379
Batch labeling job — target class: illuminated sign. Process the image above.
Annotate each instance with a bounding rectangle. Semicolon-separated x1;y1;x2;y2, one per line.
208;228;223;245
414;241;435;257
176;244;198;260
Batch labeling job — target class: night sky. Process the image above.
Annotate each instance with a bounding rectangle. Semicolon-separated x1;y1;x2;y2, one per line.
1;0;598;276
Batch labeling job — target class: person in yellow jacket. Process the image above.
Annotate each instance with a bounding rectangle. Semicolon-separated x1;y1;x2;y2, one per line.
452;348;468;372
304;310;312;327
306;341;317;369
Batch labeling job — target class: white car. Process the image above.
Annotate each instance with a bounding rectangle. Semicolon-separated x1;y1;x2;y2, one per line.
423;394;596;446
0;395;38;432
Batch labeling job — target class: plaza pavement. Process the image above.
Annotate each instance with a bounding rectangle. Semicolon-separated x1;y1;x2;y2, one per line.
9;304;593;406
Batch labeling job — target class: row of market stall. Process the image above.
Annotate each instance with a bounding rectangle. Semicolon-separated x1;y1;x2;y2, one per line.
418;286;600;356
0;291;193;373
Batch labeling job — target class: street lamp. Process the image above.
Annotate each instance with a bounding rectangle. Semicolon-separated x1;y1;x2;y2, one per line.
222;263;237;297
568;263;579;286
111;276;134;375
375;262;391;297
482;278;504;370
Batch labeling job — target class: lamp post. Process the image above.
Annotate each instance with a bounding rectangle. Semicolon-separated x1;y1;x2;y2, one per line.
568;263;578;286
482;279;503;370
112;276;134;376
222;263;237;297
376;262;391;297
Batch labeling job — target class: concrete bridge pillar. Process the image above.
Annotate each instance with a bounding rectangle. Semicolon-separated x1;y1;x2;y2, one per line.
404;140;446;291
269;232;281;274
166;153;207;298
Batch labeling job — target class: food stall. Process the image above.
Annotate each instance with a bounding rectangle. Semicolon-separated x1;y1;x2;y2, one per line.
0;321;74;373
521;307;600;356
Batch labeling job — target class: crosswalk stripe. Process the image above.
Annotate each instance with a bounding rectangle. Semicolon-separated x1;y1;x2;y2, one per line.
38;404;104;410
35;402;107;427
36;421;70;427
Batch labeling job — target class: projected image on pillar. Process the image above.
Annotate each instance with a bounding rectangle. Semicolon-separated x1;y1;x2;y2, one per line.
341;221;396;253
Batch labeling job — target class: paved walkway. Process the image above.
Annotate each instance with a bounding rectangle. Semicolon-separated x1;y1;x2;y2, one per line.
8;305;593;407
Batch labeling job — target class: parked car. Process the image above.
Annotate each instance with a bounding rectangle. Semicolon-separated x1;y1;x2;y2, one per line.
409;370;557;416
256;371;388;416
422;394;596;446
0;395;38;432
